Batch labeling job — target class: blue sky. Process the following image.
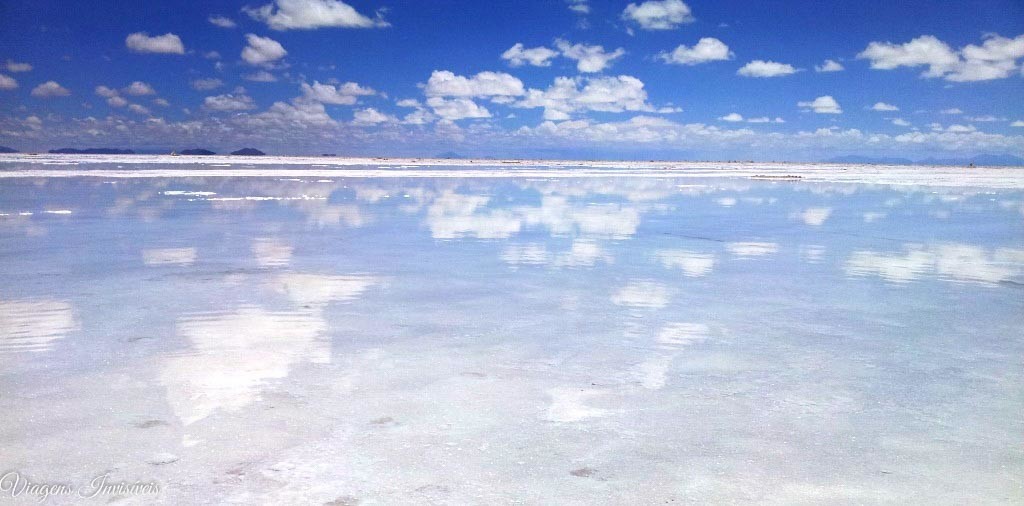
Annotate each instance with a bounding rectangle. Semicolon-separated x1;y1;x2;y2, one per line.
1;0;1023;160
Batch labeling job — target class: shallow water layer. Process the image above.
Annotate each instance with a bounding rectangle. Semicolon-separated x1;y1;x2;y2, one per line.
1;166;1022;504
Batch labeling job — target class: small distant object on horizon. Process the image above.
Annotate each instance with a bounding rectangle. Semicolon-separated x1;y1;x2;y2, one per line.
321;153;337;157
180;148;216;156
230;148;265;156
49;147;135;155
435;151;466;159
0;146;17;153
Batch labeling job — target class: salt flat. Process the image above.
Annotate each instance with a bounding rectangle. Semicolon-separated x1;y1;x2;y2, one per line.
0;159;1022;504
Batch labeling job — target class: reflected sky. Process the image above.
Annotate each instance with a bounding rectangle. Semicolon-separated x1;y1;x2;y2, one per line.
0;167;1022;503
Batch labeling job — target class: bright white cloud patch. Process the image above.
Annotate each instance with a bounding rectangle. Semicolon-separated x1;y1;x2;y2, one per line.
719;112;743;122
244;71;278;82
566;0;589;14
244;0;389;30
124;81;155;96
857;33;1024;82
815;59;844;72
892;118;910;126
515;75;660;120
0;74;17;90
554;39;626;73
659;37;733;65
1011;120;1024;127
5;60;32;72
31;81;70;98
424;70;525;98
737;60;798;77
352;107;397;125
871;102;899;111
203;93;256;111
501;43;558;67
125;32;185;54
191;78;224;91
426;97;491;121
798;95;842;114
241;33;287;66
301;80;376;105
622;0;694;30
941;108;963;114
107;96;127;108
208;15;237;28
128;103;150;115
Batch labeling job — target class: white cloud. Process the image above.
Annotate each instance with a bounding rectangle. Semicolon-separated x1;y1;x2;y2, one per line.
798;95;842;114
555;39;626;73
208;15;237;28
892;118;910;127
501;43;558;67
191;78;224;91
425;97;491;121
871;102;899;111
153;98;169;107
241;33;287;66
244;71;278;82
940;108;963;114
5;60;32;72
0;74;17;90
204;51;222;60
945;124;976;133
515;75;660;120
746;116;784;123
128;103;150;115
815;59;844;72
31;81;70;98
203;93;256;111
622;0;694;30
857;33;1024;82
566;0;589;14
244;0;389;30
106;96;128;108
125;32;185;54
659;37;733;65
1011;120;1024;127
719;112;743;122
424;70;525;98
124;81;155;96
966;115;1003;122
737;60;798;77
94;85;118;98
352;107;397;124
301;80;376;104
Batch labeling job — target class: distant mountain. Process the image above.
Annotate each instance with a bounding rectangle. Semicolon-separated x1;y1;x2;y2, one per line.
180;148;216;155
824;155;914;165
49;147;134;154
230;148;265;156
0;146;17;153
435;151;466;159
825;154;1023;166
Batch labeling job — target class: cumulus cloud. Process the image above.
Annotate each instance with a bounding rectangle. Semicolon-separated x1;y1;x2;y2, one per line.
746;116;785;123
128;103;150;115
426;97;491;121
424;70;525;98
241;33;287;66
719;112;743;122
566;0;589;14
0;74;17;90
300;80;376;105
857;33;1024;82
203;93;256;111
501;43;559;67
659;37;733;65
737;60;798;77
31;81;70;98
554;39;626;73
1011;120;1024;127
892;118;910;127
622;0;694;30
125;32;185;54
191;78;224;91
123;81;155;96
107;96;128;108
871;102;899;111
244;0;389;30
153;98;170;107
515;75;661;120
244;71;278;82
798;95;842;114
815;59;844;72
5;60;32;72
208;15;237;28
352;107;397;125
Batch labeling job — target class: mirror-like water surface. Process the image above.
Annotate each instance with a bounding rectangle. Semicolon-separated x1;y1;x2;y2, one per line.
1;164;1022;504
